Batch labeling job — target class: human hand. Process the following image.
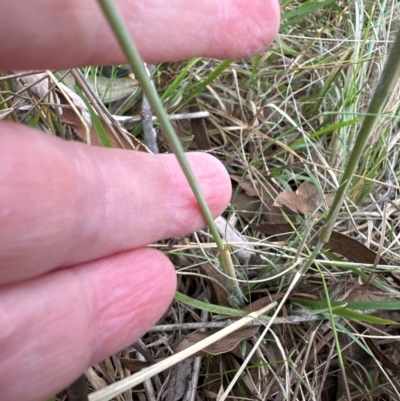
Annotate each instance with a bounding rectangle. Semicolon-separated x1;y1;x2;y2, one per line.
0;1;280;400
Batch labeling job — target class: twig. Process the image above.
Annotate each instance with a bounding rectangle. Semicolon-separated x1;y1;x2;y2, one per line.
114;111;210;123
136;340;157;401
140;64;159;153
183;309;208;401
88;303;277;401
69;68;133;149
362;170;396;213
148;314;324;332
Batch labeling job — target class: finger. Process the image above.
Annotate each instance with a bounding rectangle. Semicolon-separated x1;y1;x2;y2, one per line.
0;0;280;70
0;122;231;284
0;248;176;401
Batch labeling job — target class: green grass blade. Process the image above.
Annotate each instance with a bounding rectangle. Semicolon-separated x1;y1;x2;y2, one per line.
292;298;400;311
96;0;224;248
320;28;400;243
160;58;200;102
184;60;232;104
75;86;112;148
332;308;396;325
175;291;270;319
96;0;244;305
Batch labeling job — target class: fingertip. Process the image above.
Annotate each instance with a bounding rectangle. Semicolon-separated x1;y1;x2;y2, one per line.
0;125;231;280
90;248;177;361
187;152;232;217
212;0;281;59
0;0;280;69
0;248;177;401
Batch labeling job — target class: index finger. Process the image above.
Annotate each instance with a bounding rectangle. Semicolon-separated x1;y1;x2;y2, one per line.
0;122;232;285
0;0;280;70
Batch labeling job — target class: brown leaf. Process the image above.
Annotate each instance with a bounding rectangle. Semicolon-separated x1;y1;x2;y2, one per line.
242;296;274;313
200;262;230;307
119;357;166;373
345;287;400;323
253;222;389;266
189;98;211;150
85;367;107;391
65;375;88;401
176;326;259;356
57;91;150;151
164;359;193;401
21;70;148;151
57;104;103;147
273;181;320;216
230;174;266;197
231;192;262;221
365;337;400;373
231;183;291;224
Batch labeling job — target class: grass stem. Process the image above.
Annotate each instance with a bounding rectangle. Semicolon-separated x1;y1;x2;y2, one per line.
96;0;243;305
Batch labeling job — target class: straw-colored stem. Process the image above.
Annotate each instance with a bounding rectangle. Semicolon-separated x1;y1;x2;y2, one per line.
88;302;277;401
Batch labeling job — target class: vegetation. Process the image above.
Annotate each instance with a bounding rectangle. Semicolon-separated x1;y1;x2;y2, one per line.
3;0;400;399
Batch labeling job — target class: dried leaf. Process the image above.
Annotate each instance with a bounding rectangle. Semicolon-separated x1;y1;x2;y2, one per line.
203;389;218;399
345;287;400;323
18;72;62;116
254;221;400;397
65;375;88;401
199;262;230;307
230;174;265;197
253;222;389;266
56;90;150;151
214;215;255;264
119;358;151;372
273;181;320;215
231;192;262;221
60;70;138;103
163;359;193;401
85;367;107;391
189;98;211;150
119;356;167;374
176;326;259;356
18;71;91;124
365;337;400;373
18;71;150;151
231;181;290;224
243;296;274;313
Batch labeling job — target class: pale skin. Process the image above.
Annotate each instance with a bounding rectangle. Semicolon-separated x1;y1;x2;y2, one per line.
0;1;280;400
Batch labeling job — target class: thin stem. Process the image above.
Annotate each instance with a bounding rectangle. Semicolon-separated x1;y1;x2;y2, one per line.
318;265;352;401
96;0;224;250
96;0;243;300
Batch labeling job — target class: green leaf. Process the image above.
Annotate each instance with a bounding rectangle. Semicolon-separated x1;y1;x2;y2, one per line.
175;292;271;320
331;308;396;325
75;86;112;148
184;60;232;105
292;298;398;324
160;58;200;102
281;0;339;29
175;291;245;316
292;297;400;311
